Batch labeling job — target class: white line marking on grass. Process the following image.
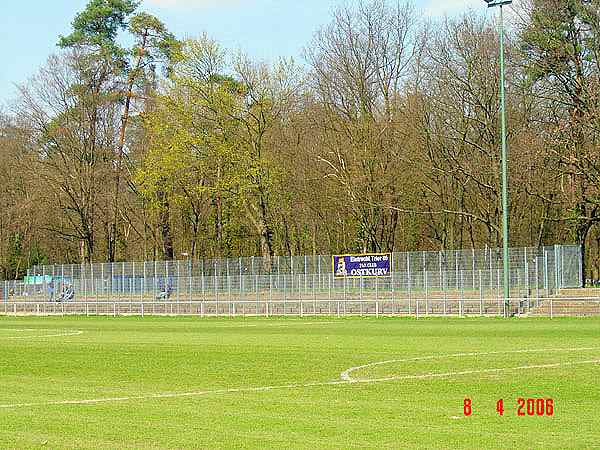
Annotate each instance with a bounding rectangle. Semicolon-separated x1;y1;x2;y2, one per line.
0;329;83;339
210;321;338;328
340;346;600;381
0;347;598;410
343;358;600;384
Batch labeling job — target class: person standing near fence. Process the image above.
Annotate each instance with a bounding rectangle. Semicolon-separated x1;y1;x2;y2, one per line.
48;281;54;302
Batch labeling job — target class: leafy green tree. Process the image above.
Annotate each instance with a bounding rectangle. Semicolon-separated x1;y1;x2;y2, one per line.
138;37;297;269
59;0;138;60
138;39;246;259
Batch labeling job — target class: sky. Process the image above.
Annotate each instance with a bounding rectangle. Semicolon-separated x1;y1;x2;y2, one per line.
0;0;490;106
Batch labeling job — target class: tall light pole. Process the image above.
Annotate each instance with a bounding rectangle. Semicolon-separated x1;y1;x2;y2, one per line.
484;0;511;317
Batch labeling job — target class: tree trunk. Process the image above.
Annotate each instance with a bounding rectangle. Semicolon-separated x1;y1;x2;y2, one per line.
259;227;273;273
245;198;273;272
578;225;589;288
158;190;174;260
215;192;223;250
215;164;223;251
109;34;148;262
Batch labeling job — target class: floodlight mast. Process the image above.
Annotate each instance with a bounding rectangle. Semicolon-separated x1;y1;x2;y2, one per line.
484;0;511;317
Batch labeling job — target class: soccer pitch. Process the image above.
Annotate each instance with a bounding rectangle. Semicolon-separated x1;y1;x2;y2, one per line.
1;317;599;449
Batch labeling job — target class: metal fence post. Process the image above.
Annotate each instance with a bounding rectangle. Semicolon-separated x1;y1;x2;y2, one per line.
391;269;395;315
228;272;232;307
255;274;259;316
544;249;549;297
312;272;316;316
269;274;273;316
578;243;584;287
304;255;308;297
328;272;331;312
535;255;540;306
524;248;529;302
317;256;322;297
455;251;459;294
343;274;347;316
283;273;287;315
214;263;218;304
201;272;205;302
360;275;363;303
175;260;179;302
516;268;520;301
415;293;419;319
554;244;560;293
460;270;464;317
472;248;476;290
407;253;411;315
479;270;483;315
83;264;87;303
443;266;447;316
188;259;193;303
438;251;443;298
497;266;501;314
425;270;429;315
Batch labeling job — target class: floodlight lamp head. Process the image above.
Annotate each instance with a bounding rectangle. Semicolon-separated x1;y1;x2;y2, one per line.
483;0;513;7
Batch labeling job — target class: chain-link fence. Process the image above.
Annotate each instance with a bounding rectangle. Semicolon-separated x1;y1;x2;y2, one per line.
26;244;581;281
1;244;589;318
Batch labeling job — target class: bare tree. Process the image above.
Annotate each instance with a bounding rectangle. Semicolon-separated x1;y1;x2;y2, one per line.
305;0;421;252
16;52;119;263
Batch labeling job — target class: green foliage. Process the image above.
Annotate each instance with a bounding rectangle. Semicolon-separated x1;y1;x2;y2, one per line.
4;232;24;279
58;1;179;74
2;233;47;280
128;12;181;73
58;0;139;61
522;0;600;83
136;36;286;257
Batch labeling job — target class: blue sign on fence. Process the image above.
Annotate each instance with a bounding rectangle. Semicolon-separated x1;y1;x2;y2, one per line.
332;253;392;278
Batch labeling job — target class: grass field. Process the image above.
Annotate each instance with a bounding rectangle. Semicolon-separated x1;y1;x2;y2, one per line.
1;316;599;449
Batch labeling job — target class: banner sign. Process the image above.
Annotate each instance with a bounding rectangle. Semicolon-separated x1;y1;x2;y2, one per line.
332;253;392;278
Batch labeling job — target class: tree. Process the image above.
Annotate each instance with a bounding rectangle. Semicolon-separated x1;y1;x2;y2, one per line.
139;37;300;269
59;0;180;261
305;0;421;252
521;0;600;282
0;114;47;277
16;53;119;263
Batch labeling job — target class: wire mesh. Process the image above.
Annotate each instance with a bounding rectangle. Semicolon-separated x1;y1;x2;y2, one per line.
4;244;589;317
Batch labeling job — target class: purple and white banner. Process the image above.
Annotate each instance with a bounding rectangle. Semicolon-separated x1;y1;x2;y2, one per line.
332;253;392;278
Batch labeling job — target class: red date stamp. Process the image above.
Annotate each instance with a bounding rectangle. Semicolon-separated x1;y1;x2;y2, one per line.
463;398;554;416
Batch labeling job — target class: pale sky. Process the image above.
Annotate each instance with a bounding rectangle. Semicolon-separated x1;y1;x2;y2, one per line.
0;0;494;105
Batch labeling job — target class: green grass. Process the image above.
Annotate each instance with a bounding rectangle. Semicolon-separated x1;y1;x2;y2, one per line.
0;316;599;449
